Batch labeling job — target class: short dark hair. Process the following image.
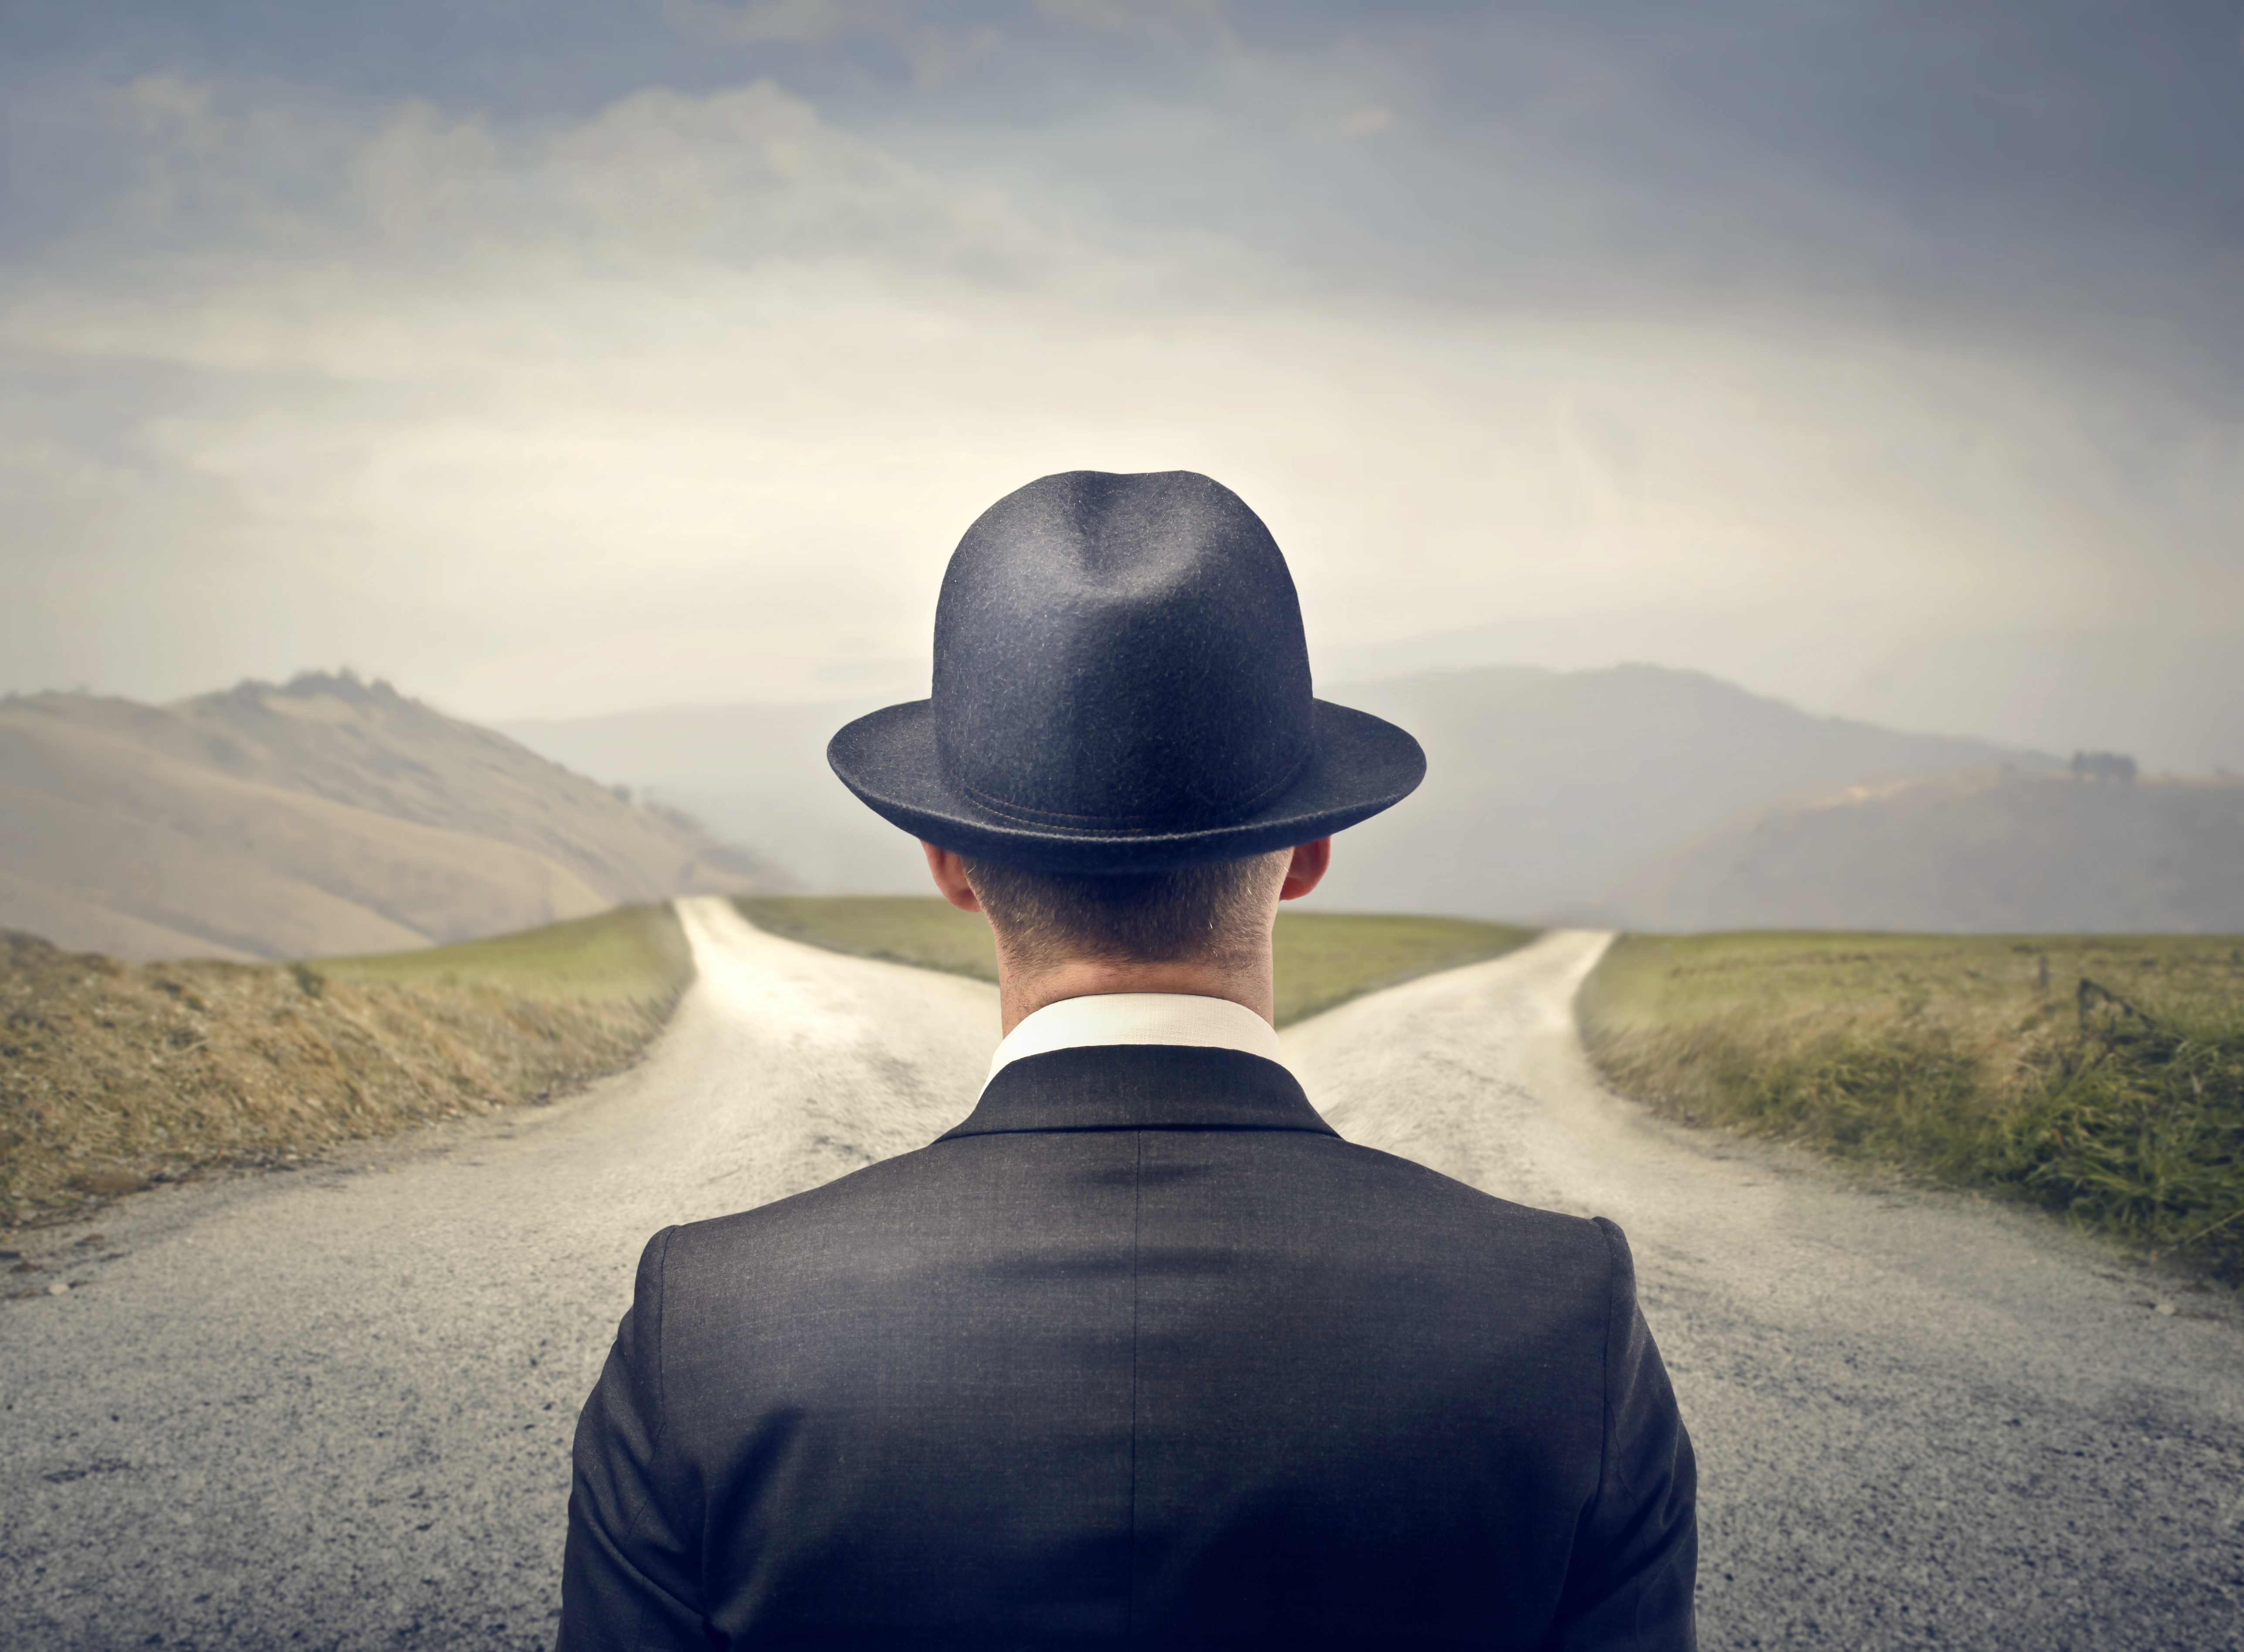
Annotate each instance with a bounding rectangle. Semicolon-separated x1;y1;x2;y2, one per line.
961;850;1289;973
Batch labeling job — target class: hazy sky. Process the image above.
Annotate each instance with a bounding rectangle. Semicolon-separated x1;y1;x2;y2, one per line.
6;1;2242;767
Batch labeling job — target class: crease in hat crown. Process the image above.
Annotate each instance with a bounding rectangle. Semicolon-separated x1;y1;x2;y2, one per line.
827;468;1426;875
932;470;1314;832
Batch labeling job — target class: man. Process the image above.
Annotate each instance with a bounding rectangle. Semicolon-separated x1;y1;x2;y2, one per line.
559;470;1697;1649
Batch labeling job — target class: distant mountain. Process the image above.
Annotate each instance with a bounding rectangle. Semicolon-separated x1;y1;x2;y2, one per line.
0;672;778;962
1311;664;2063;921
498;696;929;896
502;663;2070;922
1595;770;2244;934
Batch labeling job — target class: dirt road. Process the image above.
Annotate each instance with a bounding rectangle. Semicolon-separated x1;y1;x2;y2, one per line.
1289;931;2244;1651
3;904;2238;1649
1;899;994;1650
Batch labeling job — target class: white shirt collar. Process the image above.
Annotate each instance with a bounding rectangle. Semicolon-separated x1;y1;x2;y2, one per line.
985;992;1284;1082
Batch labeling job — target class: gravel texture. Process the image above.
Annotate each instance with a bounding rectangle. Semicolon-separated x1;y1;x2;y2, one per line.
3;905;2239;1650
0;899;993;1652
1290;929;2244;1652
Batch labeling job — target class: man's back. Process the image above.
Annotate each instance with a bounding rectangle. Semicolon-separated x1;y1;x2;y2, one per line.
561;1045;1697;1649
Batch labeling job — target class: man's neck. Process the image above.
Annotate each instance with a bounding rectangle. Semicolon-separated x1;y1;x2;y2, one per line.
998;953;1275;1036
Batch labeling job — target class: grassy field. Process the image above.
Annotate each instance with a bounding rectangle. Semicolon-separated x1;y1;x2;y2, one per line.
1;906;694;1235
1268;912;1540;1025
737;896;1001;984
1579;931;2244;1275
318;903;694;1003
736;896;1536;1027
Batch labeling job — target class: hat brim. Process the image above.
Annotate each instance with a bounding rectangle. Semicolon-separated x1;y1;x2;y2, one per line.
827;698;1426;875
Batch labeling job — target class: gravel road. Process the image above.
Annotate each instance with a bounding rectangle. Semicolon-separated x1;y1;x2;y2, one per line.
1290;931;2244;1651
4;902;2239;1649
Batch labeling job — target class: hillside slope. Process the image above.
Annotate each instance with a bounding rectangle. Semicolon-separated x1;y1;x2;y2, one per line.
500;665;2061;916
1599;770;2244;933
0;673;778;961
1312;665;2060;920
501;696;914;894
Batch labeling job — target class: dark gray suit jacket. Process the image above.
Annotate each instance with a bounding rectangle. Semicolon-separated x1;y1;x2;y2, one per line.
559;1044;1696;1649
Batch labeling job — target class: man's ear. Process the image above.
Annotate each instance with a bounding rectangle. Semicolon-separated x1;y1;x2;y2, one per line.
922;842;984;913
1279;838;1331;902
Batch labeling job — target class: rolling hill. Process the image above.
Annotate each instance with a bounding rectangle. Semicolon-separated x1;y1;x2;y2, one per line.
0;672;778;961
502;664;2071;923
1595;770;2244;933
499;696;922;895
1312;665;2064;919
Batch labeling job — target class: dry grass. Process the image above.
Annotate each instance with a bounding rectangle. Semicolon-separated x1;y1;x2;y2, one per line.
736;896;1536;1028
0;906;693;1234
1579;931;2244;1275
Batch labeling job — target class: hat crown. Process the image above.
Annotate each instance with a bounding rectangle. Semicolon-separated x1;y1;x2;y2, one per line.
932;471;1314;832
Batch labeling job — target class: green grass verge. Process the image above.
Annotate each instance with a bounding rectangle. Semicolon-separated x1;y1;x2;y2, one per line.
736;896;1000;985
734;896;1535;1028
1578;931;2244;1276
316;904;695;1006
1270;912;1539;1026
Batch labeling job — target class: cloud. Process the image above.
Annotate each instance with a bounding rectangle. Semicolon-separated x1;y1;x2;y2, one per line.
351;102;515;242
661;0;907;51
110;72;224;144
659;0;1000;85
657;0;1234;84
545;81;949;258
12;174;2238;725
1336;104;1395;138
3;37;2241;763
4;75;1103;377
1032;0;1229;34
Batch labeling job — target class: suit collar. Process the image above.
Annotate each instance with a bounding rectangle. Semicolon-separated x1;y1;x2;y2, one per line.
941;1045;1338;1140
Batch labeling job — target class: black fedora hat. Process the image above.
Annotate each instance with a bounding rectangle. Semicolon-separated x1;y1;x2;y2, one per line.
828;470;1425;875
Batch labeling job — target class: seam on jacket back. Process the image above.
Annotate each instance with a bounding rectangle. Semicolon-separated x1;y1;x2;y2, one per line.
1597;1218;1621;1513
1127;1127;1143;1645
625;1223;677;1652
651;1225;671;1460
943;1121;1332;1139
